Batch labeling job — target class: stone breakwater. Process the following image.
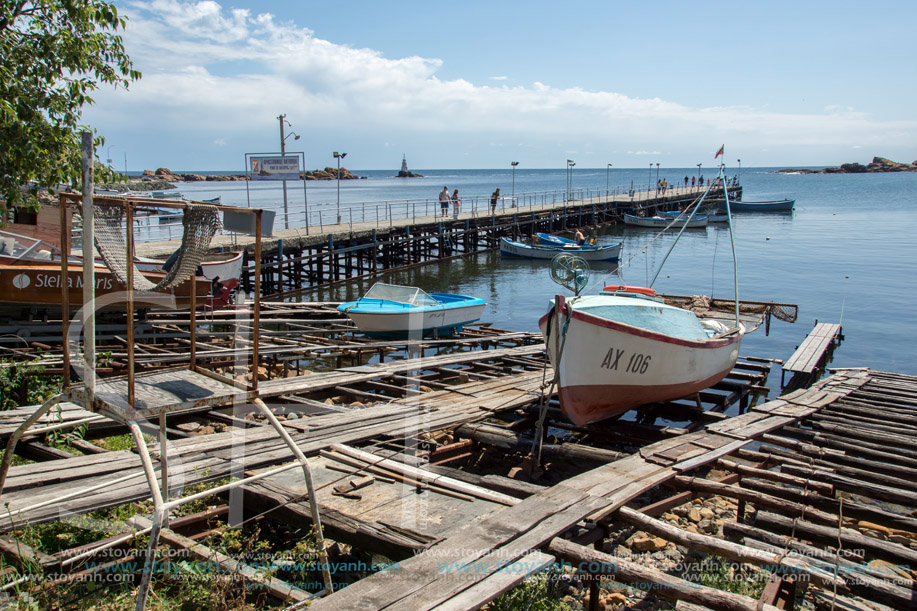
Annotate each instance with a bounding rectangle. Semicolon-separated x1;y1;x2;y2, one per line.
779;156;917;174
139;167;365;182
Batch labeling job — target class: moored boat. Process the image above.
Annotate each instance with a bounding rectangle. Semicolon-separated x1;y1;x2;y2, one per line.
623;213;708;228
717;199;795;212
0;231;234;311
338;283;486;338
500;237;622;261
537;232;582;247
539;287;744;424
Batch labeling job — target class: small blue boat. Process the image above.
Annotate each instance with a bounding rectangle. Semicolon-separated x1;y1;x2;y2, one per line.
624;213;708;228
338;283;486;338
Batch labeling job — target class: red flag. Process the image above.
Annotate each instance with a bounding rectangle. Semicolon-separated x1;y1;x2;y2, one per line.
714;145;724;159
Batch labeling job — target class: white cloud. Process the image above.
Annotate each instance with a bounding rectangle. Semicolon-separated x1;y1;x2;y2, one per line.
89;1;917;168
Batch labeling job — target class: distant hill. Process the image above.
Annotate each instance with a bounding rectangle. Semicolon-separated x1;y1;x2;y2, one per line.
778;157;917;174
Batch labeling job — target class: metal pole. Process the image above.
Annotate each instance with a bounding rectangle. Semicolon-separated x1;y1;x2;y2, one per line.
80;133;95;401
697;163;702;186
337;156;341;224
648;163;652;197
737;159;741;185
606;163;611;198
279;114;290;229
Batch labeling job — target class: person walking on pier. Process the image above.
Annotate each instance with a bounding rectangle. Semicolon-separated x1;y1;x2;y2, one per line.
452;189;461;219
490;188;500;214
439;186;450;217
684;175;689;189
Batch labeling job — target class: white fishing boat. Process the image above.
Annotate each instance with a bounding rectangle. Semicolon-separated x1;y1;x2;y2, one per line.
539;287;744;425
539;165;745;425
338;283;486;338
624;213;708;228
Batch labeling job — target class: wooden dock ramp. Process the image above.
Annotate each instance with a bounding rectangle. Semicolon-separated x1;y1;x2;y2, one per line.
782;322;842;388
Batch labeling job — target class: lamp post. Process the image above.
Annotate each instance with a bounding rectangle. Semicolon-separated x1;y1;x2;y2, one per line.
511;161;519;205
278;114;300;229
566;160;575;201
648;163;652;196
696;163;702;188
106;145;116;169
334;151;347;224
737;159;741;185
606;163;612;198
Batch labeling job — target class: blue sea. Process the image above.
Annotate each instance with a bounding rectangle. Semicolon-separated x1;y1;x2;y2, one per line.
174;167;917;383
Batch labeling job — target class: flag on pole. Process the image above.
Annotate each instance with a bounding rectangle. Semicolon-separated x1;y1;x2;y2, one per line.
714;145;724;159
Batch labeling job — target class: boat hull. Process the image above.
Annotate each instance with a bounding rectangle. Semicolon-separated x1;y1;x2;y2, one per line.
500;238;622;261
339;293;485;339
538;297;743;425
0;264;229;311
624;214;708;228
717;199;795;212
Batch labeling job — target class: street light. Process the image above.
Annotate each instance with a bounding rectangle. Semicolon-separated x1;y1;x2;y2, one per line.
566;160;575;201
334;151;347;224
697;163;702;188
106;145;116;168
737;159;741;185
511;161;519;205
278;114;301;229
606;163;612;198
655;163;660;197
648;163;652;195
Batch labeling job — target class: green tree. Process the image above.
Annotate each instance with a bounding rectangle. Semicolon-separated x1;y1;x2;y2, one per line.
0;0;140;214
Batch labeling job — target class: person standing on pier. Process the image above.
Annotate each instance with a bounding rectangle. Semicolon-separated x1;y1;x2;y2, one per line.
452;189;461;219
684;175;689;189
491;188;500;214
691;176;696;188
439;186;450;217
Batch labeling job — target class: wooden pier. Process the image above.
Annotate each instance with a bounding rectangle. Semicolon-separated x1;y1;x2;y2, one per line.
131;185;739;296
782;321;844;389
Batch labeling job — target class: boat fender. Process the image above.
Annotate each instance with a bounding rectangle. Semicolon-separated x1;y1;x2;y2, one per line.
602;285;656;297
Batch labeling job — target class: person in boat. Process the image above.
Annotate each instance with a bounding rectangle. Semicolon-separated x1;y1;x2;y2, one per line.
439;187;450;217
490;188;500;214
574;229;586;245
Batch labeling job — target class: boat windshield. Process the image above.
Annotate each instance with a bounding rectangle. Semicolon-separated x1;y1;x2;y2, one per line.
362;283;440;306
0;231;58;262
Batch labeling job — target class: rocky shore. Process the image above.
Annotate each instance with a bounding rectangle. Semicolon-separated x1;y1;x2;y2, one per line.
778;156;917;174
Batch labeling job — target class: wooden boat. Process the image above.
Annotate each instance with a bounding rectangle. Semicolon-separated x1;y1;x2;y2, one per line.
659;210;727;223
500;238;622;261
0;231;234;311
538;286;744;425
717;199;795;212
623;213;708;228
338;283;486;338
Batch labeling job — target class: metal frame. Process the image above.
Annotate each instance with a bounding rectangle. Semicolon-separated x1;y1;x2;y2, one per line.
0;193;332;609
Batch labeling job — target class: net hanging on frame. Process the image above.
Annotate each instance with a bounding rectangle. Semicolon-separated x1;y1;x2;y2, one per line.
93;203;222;292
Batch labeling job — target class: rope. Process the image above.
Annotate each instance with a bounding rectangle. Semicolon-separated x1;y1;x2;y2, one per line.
94;203;222;292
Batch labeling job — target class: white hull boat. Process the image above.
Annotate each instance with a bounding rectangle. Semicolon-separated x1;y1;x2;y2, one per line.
538;287;744;425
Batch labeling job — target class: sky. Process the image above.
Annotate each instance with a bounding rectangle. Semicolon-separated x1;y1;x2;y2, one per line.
83;0;917;172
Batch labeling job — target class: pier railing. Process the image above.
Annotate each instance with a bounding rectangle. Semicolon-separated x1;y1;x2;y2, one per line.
115;181;725;243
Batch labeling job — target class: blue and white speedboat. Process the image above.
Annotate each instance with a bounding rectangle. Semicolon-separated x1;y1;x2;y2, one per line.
338;283;486;338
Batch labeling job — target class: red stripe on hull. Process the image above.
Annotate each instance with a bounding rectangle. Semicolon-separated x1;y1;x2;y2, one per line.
558;368;733;425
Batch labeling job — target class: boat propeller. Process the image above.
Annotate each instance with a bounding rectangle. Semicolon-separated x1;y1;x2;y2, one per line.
550;254;590;296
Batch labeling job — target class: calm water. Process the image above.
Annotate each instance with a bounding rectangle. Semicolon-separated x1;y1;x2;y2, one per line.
179;168;917;383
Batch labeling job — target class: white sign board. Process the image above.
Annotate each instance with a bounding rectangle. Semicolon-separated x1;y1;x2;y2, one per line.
249;156;301;181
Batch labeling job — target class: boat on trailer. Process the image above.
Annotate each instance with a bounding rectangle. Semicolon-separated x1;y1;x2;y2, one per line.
500;237;622;261
338;283;486;339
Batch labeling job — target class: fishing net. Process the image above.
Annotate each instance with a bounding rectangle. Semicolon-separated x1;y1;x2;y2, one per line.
93;202;222;292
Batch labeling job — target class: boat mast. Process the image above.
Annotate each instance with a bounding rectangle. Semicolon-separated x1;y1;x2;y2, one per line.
720;163;740;327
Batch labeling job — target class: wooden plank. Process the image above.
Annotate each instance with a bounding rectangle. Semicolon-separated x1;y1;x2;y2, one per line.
784;323;841;374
